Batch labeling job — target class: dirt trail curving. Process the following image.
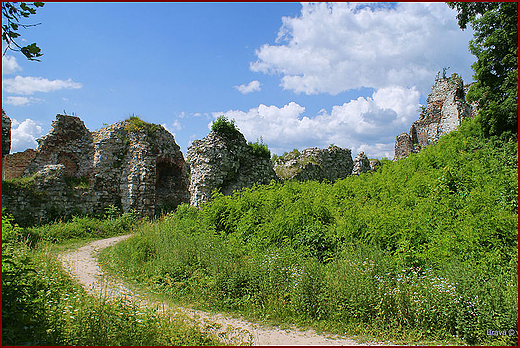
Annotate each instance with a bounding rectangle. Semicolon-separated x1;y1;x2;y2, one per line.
59;234;380;346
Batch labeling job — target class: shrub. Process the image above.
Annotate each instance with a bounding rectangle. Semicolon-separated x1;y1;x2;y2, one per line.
247;138;270;160
103;116;518;345
211;115;241;140
1;243;224;346
125;115;161;136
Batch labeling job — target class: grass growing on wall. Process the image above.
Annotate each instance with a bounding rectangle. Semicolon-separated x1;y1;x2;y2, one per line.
103;116;518;345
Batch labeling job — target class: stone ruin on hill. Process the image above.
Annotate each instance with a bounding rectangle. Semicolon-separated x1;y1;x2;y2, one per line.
2;110;388;223
3;73;475;225
394;73;477;160
186;130;278;208
2;110;11;158
272;145;354;181
2;114;189;225
11;76;478;224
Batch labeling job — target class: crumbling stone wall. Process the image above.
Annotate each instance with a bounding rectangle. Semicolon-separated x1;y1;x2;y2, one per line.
273;145;354;182
2;110;11;158
90;120;189;216
2;114;189;223
2;149;36;180
369;159;381;173
394;73;476;160
187;130;277;208
2;164;96;226
352;152;371;175
25;114;94;177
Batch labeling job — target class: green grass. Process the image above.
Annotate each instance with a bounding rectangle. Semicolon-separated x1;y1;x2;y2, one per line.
125;115;162;136
2;206;139;246
102;117;518;345
2;210;238;346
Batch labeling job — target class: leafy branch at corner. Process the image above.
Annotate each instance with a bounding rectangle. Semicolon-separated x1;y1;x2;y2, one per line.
2;2;44;61
447;2;518;138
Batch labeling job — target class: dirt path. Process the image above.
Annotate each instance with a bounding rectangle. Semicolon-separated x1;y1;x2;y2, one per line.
59;234;379;346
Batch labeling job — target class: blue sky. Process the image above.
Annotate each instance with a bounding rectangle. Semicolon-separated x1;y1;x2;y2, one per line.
2;2;475;159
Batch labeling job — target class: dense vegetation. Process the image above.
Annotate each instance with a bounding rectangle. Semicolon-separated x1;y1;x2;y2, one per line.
448;2;518;138
211;115;271;159
125;115;162;136
103;116;518;345
211;115;242;140
1;208;228;346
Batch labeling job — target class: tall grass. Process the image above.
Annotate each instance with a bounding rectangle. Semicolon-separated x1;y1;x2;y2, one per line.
1;242;226;346
104;117;518;345
2;209;238;346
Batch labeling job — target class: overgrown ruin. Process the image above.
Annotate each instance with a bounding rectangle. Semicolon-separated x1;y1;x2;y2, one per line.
272;145;354;181
186;130;278;208
2;73;475;224
2;115;189;225
394;73;477;160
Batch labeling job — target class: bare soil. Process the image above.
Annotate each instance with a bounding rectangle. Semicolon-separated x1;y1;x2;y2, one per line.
59;234;381;346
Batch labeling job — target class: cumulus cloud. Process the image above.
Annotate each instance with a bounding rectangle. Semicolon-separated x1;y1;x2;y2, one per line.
161;119;182;136
10;118;44;153
3;76;83;95
2;55;21;75
234;80;262;94
212;85;420;158
3;96;43;106
251;2;474;95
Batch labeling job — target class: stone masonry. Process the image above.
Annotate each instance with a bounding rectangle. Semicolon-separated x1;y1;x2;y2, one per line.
2;110;11;158
273;145;354;182
2;114;189;224
352;152;371;175
186;130;277;208
2;149;37;180
394;73;477;160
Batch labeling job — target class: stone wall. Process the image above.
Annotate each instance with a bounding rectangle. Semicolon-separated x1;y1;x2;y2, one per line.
352;152;371;175
2;164;95;226
2;110;11;158
2;114;189;223
187;130;277;207
2;149;36;180
273;145;354;182
394;73;476;160
90;119;190;216
4;111;386;223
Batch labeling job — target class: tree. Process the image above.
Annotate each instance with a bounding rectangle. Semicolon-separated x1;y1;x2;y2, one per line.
2;2;44;61
447;2;518;138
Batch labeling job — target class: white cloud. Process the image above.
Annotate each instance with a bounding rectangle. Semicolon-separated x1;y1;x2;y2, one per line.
251;2;474;95
2;55;21;75
3;76;82;95
234;80;262;94
3;96;43;106
161;119;182;136
212;85;420;158
10;118;44;153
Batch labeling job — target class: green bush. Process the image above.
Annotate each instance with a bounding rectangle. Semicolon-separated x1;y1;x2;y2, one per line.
125;115;162;136
211;115;241;140
2;243;223;346
104;117;518;345
1;210;23;243
247;138;270;160
22;212;138;246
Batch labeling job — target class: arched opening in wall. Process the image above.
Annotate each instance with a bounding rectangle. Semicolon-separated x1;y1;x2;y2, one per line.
155;156;185;213
58;152;78;177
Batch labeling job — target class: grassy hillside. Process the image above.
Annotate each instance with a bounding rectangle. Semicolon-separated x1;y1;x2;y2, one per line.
103;116;518;345
1;209;229;346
